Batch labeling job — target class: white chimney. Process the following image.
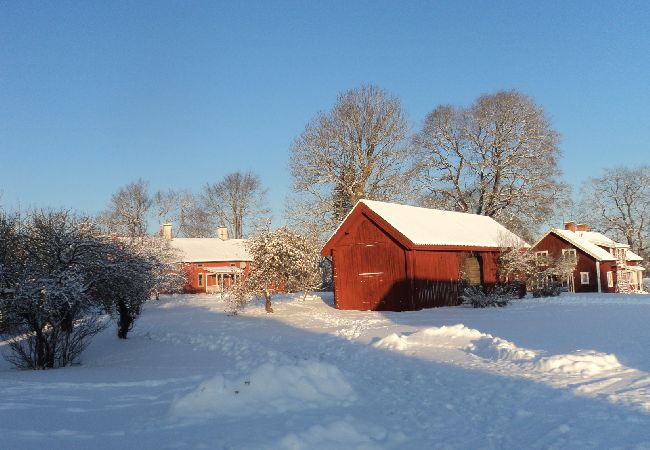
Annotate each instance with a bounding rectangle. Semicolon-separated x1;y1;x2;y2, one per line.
217;227;228;241
161;223;173;240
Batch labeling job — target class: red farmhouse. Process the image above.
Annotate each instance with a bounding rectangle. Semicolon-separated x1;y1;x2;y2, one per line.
531;222;645;293
321;200;528;311
161;224;252;293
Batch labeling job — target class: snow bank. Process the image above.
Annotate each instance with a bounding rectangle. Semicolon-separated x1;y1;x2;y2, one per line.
170;361;355;418
467;336;538;361
274;418;403;450
533;351;623;376
374;324;485;351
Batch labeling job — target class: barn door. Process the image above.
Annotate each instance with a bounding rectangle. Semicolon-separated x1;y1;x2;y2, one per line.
335;242;407;310
461;253;482;286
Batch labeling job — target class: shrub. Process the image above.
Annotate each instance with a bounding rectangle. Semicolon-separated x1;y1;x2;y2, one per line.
461;283;519;308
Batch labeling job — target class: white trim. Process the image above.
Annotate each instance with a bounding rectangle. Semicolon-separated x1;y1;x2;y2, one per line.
580;272;590;285
607;271;613;288
596;264;602;292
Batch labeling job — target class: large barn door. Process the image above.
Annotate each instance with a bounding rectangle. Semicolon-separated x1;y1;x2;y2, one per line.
336;242;407;310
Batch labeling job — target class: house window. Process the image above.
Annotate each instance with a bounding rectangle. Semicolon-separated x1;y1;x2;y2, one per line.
535;250;549;266
198;273;204;287
562;249;577;258
607;271;613;287
580;272;590;285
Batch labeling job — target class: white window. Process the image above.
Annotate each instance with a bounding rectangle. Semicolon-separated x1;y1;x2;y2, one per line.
580;272;590;285
198;273;204;287
607;271;613;287
562;248;577;258
535;250;549;265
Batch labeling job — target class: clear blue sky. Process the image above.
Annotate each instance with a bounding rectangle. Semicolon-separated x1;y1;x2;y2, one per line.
1;1;649;224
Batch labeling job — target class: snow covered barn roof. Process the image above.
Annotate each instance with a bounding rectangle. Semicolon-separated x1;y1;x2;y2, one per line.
168;238;252;263
626;249;644;262
325;199;528;251
535;229;617;262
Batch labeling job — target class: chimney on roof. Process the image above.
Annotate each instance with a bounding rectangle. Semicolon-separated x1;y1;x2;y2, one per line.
577;223;588;232
161;223;173;240
217;226;228;241
564;221;577;232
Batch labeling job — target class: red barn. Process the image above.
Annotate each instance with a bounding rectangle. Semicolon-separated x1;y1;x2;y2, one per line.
321;200;528;311
531;222;645;293
162;224;252;294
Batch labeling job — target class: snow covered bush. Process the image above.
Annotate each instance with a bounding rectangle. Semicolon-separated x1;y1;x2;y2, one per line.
86;236;185;339
231;226;321;313
0;209;186;368
0;210;107;369
529;253;577;297
461;284;519;308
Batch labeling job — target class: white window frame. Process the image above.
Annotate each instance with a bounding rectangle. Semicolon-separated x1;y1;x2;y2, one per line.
580;272;590;285
607;271;613;287
535;250;549;266
562;248;577;258
198;273;204;287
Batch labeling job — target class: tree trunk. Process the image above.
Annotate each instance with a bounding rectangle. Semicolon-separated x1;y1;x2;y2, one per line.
117;300;132;339
264;290;273;313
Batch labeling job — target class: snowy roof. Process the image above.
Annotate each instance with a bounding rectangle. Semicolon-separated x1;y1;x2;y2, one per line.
545;229;616;261
168;238;252;263
575;231;628;249
354;199;528;248
626;250;644;262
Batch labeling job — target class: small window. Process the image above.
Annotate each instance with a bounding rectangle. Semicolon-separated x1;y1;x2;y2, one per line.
535;250;549;266
198;273;204;287
607;271;613;287
580;272;589;285
197;263;203;267
562;249;576;258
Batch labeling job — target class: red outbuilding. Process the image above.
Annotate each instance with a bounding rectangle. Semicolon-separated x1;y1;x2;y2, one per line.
321;200;528;311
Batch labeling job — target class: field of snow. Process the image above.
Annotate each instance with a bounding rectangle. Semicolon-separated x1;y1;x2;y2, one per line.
2;292;650;449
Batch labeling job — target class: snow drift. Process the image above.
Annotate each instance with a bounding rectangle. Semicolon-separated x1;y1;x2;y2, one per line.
170;361;356;418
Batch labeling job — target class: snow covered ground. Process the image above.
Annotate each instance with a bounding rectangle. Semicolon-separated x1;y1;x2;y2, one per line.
2;292;650;449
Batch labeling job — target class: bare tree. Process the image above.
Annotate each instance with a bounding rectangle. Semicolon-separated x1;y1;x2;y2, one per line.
203;171;270;239
579;166;650;264
414;90;569;241
288;85;416;238
100;179;153;238
153;189;212;237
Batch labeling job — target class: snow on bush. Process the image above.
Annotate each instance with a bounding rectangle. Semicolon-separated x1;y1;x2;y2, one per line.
170;361;355;418
461;283;519;308
532;350;623;377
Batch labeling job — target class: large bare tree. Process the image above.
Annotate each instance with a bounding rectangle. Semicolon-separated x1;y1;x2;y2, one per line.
202;171;269;239
289;85;416;237
413;90;568;240
100;179;152;238
579;166;650;264
153;189;212;238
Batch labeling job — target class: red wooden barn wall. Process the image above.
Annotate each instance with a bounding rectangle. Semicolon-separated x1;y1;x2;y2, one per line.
327;210;501;311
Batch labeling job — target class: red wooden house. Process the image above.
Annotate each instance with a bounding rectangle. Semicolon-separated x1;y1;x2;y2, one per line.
531;222;645;293
162;224;252;294
321;200;528;311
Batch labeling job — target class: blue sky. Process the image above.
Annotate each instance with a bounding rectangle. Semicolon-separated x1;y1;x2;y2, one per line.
1;1;649;225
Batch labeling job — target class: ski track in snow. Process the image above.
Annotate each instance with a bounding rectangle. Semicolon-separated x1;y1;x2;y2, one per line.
2;292;650;449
